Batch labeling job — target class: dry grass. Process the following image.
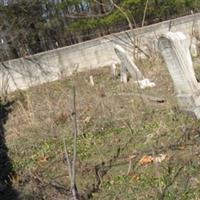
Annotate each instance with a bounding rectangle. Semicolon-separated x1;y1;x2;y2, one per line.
2;57;200;199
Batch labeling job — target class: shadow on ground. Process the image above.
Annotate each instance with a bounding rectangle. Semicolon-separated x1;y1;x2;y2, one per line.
0;100;20;200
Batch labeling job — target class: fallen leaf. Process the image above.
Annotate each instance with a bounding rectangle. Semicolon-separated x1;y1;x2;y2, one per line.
131;174;140;181
153;154;167;163
139;155;154;165
138;154;167;166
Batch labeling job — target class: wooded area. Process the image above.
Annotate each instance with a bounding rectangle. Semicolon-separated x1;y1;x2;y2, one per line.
0;0;199;61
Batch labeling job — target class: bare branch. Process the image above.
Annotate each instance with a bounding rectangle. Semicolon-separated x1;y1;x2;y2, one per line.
71;86;79;200
142;0;149;27
63;86;80;200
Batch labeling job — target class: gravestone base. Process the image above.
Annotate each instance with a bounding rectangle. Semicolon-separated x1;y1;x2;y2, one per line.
193;107;200;119
114;45;155;88
177;93;200;118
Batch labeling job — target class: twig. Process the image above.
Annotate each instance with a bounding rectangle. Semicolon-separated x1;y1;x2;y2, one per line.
63;86;80;200
71;86;79;200
159;166;184;200
63;139;73;185
110;0;134;35
142;0;149;27
107;92;165;103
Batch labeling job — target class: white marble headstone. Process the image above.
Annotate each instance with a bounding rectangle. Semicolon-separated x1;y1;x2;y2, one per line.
114;45;155;89
158;31;200;118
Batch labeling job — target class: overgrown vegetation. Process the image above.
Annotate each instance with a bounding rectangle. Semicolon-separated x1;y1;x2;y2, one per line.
2;57;200;199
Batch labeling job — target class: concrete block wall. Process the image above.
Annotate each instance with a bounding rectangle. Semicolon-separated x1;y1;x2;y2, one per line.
1;13;200;93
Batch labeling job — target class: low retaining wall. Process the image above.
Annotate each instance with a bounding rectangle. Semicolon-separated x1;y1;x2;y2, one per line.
1;13;200;93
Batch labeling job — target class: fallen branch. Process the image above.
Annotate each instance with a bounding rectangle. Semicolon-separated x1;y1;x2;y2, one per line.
107;92;165;103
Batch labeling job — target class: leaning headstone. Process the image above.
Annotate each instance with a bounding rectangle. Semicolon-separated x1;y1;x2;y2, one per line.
114;45;155;88
158;31;200;118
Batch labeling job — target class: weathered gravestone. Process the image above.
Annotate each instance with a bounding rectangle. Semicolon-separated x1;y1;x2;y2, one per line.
158;31;200;118
114;45;155;89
